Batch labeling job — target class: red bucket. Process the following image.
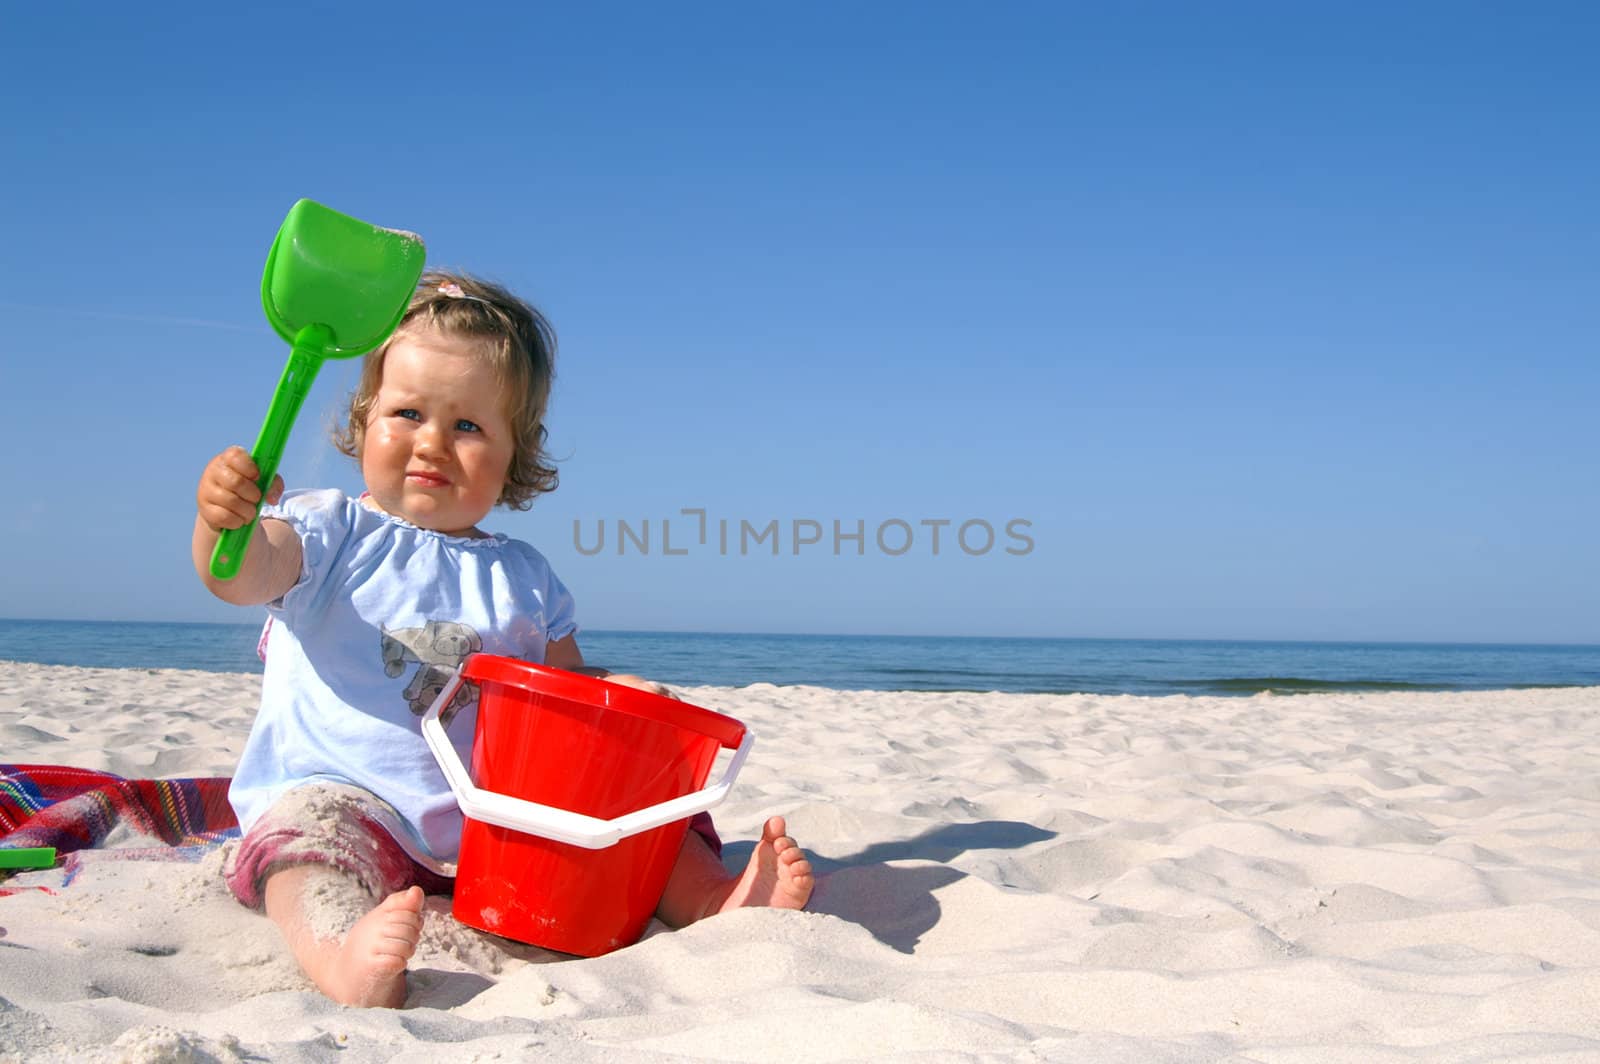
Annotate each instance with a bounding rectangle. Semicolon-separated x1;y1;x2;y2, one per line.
421;653;751;957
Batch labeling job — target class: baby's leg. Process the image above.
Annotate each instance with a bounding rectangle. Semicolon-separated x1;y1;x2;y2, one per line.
223;785;445;1008
263;865;424;1008
656;816;813;926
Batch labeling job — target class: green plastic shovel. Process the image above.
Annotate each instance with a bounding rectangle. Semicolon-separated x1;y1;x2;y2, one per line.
210;199;426;580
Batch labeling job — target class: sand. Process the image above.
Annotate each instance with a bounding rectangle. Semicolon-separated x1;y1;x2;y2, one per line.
2;660;1599;1062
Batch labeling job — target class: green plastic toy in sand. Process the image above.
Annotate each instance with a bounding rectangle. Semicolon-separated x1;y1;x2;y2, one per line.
0;846;56;871
210;199;426;580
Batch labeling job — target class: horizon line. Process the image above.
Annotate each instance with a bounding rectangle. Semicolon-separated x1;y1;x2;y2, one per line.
2;617;1597;651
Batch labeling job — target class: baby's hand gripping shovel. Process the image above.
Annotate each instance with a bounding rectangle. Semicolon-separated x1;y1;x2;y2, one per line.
210;199;426;580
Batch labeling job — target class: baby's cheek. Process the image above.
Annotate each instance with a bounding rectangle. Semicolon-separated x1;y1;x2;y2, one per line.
366;422;402;448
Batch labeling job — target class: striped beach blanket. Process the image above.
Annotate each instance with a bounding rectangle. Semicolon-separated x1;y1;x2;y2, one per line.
0;764;238;855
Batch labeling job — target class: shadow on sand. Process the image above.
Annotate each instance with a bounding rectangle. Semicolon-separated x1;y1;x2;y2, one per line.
411;818;1059;1004
720;819;1055;953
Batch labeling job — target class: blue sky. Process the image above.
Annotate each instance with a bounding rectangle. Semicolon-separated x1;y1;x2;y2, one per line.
2;3;1595;642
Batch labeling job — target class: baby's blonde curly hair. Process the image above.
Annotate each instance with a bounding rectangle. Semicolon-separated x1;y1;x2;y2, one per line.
332;270;559;509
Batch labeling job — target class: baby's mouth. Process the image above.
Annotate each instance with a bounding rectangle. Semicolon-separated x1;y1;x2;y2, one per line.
406;470;450;488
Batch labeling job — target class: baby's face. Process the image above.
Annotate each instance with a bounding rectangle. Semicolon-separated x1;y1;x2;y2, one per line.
359;327;514;537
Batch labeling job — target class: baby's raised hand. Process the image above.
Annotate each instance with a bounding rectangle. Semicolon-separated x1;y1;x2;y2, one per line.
197;446;284;532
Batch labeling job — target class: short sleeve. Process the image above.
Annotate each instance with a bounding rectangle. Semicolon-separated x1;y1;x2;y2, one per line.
543;565;579;645
259;488;356;615
506;539;579;646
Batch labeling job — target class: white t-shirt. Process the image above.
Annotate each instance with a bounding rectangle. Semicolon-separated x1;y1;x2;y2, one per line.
227;488;578;866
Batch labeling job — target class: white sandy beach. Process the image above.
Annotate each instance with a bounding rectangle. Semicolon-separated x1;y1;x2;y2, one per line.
2;659;1598;1062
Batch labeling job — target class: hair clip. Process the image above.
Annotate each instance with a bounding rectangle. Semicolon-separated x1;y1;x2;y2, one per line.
437;281;493;306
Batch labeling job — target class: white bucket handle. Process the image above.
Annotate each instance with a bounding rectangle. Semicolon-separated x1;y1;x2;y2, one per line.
421;664;753;850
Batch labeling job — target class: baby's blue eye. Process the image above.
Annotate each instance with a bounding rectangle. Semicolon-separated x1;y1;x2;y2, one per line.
456;419;481;433
396;409;421;421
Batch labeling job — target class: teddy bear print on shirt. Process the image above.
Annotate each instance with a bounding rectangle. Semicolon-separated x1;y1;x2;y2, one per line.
379;621;483;716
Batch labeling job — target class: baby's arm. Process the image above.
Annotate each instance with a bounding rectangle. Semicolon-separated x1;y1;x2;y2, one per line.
544;634;606;676
545;635;673;697
192;446;303;606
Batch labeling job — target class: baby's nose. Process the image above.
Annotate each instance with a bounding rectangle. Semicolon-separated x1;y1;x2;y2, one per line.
415;421;449;455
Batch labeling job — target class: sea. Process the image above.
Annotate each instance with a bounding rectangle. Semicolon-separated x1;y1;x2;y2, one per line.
1;618;1598;697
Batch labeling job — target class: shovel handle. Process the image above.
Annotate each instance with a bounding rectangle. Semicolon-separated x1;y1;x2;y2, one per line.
211;511;263;582
209;327;330;580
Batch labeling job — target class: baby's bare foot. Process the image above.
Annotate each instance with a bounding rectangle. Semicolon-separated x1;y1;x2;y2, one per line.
713;816;813;914
321;886;424;1008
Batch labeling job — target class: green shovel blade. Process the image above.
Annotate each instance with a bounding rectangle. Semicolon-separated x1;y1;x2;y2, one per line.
262;199;428;355
210;200;426;580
